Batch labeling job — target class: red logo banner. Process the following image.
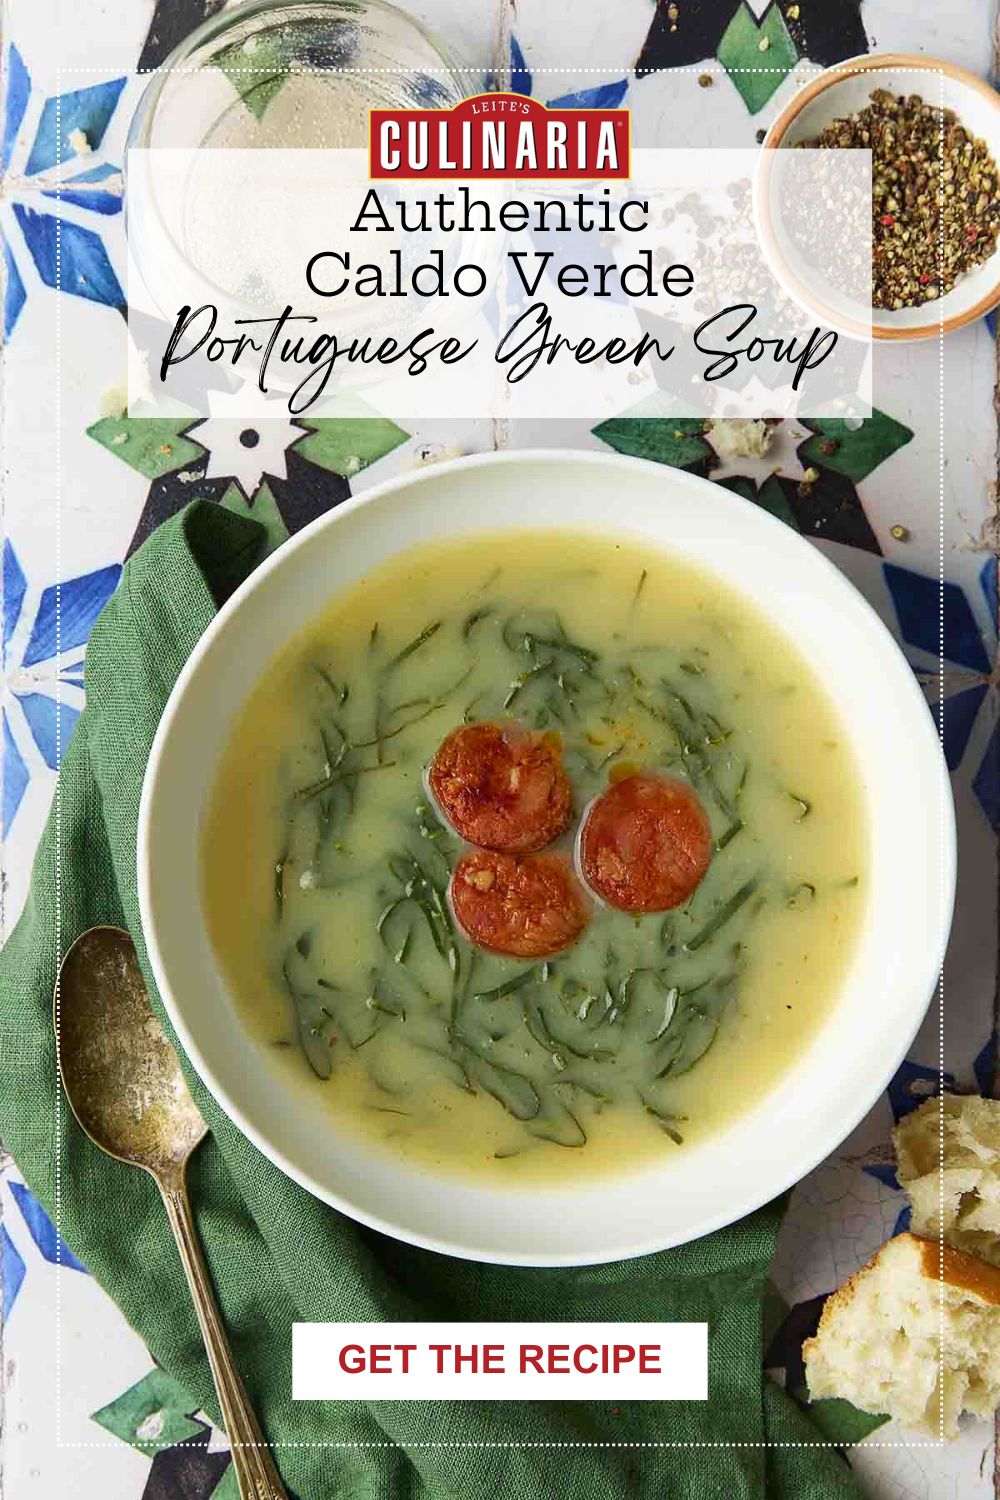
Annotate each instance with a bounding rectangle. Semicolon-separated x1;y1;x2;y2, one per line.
369;92;631;180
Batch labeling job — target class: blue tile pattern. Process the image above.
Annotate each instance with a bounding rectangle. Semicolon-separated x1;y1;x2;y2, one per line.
980;556;998;627
25;78;126;175
17;693;80;771
12;205;125;308
974;1032;998;1096
9;1181;88;1272
22;563;121;666
891;1204;912;1237
3;46;127;340
3;235;27;338
2;713;30;835
510;36;532;96
2;542;121;832
43;163;123;217
3;538;28;656
884;561;991;674
932;683;987;771
2;44;31;172
974;721;1000;835
860;1163;901;1191
884;559;1000;831
1;1226;26;1320
547;80;629;110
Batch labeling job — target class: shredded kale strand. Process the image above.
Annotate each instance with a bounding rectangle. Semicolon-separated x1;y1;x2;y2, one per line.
683;877;761;953
470;1055;542;1121
267;589;831;1156
462;605;493;638
474;970;541;1002
297;758;397;803
787;791;812;822
385;620;442;670
281;953;334;1080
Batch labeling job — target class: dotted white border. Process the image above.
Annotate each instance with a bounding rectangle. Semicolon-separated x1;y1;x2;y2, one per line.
42;56;953;1456
936;69;947;1449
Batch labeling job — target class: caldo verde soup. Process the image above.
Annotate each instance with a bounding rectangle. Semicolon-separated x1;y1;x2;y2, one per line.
203;529;865;1181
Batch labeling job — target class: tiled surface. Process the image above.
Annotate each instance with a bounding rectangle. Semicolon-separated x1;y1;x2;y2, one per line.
1;2;998;1497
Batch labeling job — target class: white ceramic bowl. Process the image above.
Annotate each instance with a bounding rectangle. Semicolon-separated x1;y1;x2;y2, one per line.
137;450;955;1266
759;53;1000;340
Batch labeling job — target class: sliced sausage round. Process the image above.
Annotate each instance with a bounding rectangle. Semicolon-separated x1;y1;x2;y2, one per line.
450;849;589;958
429;721;572;854
578;773;712;914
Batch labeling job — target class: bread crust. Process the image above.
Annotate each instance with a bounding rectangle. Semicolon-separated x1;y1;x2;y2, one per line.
915;1234;1000;1305
803;1232;1000;1371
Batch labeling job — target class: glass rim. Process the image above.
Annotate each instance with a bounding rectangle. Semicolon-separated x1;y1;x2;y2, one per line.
126;0;475;153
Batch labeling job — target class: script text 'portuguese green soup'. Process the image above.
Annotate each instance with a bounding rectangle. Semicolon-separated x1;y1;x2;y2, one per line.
202;528;866;1183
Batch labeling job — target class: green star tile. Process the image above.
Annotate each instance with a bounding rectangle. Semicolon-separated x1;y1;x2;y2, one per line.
214;34;291;121
220;479;289;555
718;474;800;529
591;416;713;471
209;1461;240;1499
292;416;410;477
716;2;798;114
87;417;205;480
762;1279;789;1351
91;1367;203;1452
798;410;914;483
791;1392;889;1446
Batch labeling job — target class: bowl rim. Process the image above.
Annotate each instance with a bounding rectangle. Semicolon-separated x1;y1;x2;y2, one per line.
137;447;957;1265
760;51;1000;341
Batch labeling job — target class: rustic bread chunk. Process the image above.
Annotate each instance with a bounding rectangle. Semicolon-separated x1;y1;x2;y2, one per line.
894;1094;1000;1265
802;1232;1000;1437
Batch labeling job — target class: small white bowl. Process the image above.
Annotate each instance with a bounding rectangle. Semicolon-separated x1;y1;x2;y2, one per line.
137;451;955;1266
760;53;1000;341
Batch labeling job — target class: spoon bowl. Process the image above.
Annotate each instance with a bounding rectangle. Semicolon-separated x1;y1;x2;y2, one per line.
56;925;205;1180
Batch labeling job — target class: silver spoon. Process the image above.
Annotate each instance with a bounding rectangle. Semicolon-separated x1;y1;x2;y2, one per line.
55;925;289;1500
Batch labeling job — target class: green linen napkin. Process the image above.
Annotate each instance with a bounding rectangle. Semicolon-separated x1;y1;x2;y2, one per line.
0;500;868;1500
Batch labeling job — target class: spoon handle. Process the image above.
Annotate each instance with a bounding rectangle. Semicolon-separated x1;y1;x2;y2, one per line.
161;1179;290;1500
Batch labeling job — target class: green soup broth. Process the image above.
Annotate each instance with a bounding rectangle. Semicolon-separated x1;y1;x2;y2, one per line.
202;527;866;1183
